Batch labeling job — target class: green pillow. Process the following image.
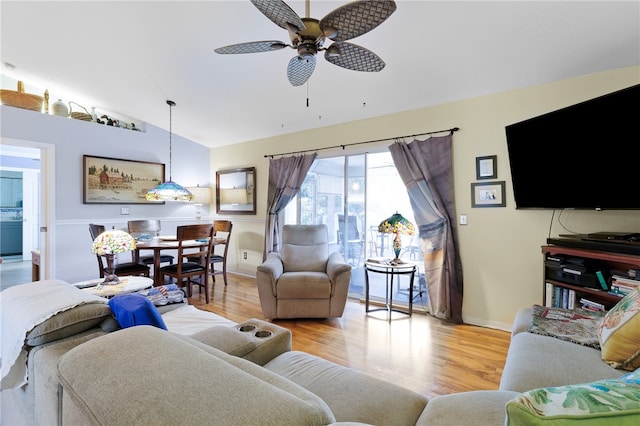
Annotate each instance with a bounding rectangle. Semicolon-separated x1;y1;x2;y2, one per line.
505;369;640;425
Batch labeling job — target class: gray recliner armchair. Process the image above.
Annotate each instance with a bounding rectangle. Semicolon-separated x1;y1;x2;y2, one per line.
257;224;352;319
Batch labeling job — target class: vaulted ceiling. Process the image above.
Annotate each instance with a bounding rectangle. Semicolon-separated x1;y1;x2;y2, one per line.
1;1;638;148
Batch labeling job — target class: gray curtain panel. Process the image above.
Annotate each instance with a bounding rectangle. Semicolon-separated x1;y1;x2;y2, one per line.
388;133;463;324
263;153;317;260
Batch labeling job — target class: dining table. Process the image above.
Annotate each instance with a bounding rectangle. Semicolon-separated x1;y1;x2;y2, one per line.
133;236;225;286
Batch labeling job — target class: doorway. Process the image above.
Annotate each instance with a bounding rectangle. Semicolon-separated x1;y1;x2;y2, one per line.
0;141;52;289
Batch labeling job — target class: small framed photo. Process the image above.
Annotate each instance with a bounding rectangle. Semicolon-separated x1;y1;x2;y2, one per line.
476;155;497;180
471;181;506;208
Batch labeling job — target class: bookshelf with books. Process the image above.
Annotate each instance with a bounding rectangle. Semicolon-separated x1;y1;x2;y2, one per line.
542;242;640;311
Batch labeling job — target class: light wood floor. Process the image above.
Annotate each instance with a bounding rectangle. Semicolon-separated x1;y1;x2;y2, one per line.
189;273;511;399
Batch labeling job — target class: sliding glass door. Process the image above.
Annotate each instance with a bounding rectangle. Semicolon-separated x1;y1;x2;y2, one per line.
285;152;428;309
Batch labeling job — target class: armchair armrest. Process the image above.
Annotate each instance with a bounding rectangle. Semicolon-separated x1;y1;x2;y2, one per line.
257;253;284;281
327;252;351;284
256;253;284;319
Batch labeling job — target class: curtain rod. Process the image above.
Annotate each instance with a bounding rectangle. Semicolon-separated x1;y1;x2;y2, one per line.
264;127;460;158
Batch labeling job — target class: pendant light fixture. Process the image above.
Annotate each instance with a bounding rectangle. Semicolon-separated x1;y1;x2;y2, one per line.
146;100;194;202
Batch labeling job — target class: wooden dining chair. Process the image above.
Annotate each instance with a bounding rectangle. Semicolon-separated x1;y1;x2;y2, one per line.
88;224;150;278
158;224;214;303
187;220;233;286
127;219;174;266
210;220;233;286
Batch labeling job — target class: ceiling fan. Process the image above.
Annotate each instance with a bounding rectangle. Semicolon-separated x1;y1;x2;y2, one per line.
214;0;397;86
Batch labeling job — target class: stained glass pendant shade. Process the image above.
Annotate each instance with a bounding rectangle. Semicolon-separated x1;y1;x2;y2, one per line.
145;100;194;202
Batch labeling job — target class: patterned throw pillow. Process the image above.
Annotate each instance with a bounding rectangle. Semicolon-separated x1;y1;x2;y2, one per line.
598;287;640;371
505;369;640;425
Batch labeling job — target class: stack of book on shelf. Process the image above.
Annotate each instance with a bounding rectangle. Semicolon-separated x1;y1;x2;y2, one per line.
579;297;606;312
545;283;577;309
609;273;640;297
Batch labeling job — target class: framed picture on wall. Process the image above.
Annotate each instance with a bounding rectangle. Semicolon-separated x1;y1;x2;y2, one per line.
216;167;256;214
476;155;497;180
83;155;165;204
471;181;506;208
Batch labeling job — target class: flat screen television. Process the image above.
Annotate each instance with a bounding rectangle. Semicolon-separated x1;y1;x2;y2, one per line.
505;84;640;210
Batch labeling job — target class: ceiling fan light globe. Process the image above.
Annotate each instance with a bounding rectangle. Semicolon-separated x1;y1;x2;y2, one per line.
270;42;287;50
298;43;317;59
326;44;340;57
322;26;338;39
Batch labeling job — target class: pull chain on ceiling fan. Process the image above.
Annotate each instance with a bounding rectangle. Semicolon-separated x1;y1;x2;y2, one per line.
214;0;397;86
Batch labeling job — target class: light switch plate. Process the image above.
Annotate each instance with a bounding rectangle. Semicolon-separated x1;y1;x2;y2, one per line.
459;214;468;225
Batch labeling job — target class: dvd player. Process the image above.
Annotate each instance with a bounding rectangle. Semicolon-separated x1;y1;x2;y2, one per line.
548;236;640;256
587;232;640;242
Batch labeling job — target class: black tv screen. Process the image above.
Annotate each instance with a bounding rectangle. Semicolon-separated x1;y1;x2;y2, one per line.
505;84;640;210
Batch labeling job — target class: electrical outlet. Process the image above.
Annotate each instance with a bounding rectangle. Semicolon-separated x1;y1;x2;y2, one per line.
459;214;468;225
121;207;130;215
243;251;247;260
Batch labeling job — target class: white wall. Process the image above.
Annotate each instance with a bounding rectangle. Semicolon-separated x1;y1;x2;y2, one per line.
2;66;638;328
1;107;212;283
211;65;640;330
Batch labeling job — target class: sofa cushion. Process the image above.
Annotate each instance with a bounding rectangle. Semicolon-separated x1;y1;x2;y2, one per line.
26;303;112;346
30;329;107;425
500;332;621;392
598;288;640;371
281;224;329;272
58;326;335;425
505;368;640;425
265;350;428;425
417;390;519;426
277;272;332;298
190;319;292;365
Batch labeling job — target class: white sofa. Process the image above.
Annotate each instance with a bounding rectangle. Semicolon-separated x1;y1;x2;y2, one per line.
2;280;638;425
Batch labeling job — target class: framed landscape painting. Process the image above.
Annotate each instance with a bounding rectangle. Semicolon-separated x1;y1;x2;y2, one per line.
83;155;165;204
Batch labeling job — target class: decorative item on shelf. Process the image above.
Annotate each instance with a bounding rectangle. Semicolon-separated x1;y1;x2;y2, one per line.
43;90;49;113
91;229;137;285
185;185;213;220
378;211;416;262
0;80;44;112
51;98;69;116
69;101;92;121
145;100;194;202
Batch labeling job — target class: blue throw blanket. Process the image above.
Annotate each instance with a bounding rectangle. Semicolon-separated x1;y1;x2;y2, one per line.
108;294;167;330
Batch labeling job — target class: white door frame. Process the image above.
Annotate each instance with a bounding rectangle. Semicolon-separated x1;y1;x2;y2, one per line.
0;138;56;279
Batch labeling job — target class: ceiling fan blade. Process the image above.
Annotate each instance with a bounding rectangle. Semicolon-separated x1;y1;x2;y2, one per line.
214;41;288;54
324;41;385;72
320;0;397;42
287;55;316;86
250;0;306;33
